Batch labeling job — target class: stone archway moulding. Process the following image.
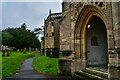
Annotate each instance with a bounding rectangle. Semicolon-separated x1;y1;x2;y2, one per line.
74;5;108;61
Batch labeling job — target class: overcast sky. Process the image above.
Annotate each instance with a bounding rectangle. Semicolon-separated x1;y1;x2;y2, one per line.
1;2;62;31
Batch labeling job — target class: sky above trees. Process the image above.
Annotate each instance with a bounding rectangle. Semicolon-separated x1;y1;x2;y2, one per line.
1;2;62;31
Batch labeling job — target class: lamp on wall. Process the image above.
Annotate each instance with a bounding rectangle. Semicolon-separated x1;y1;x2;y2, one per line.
87;24;91;29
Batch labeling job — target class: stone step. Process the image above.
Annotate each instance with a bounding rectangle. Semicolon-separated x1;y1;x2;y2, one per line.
73;68;108;80
84;68;108;79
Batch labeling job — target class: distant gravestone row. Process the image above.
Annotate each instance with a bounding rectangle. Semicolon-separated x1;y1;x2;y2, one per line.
2;46;11;56
1;45;40;56
19;48;39;52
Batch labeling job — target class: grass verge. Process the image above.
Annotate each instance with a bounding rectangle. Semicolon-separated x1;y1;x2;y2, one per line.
0;52;2;78
2;51;35;77
33;56;58;76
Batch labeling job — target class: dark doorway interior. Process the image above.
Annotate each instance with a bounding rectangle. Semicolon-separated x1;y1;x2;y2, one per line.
86;16;108;70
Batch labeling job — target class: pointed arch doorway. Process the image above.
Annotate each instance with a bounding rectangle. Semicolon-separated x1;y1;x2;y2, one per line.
86;16;108;69
74;5;109;70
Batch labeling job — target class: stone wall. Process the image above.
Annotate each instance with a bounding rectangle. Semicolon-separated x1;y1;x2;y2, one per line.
44;12;62;57
60;2;71;50
108;2;120;79
38;1;120;79
60;2;114;52
59;1;120;79
54;18;61;48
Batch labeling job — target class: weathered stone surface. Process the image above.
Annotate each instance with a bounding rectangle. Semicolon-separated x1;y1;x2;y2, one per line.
43;12;62;57
41;1;120;79
59;2;119;79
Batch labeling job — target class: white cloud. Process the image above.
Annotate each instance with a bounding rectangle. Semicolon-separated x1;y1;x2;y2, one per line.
0;3;2;30
1;0;63;2
1;0;120;2
2;2;62;30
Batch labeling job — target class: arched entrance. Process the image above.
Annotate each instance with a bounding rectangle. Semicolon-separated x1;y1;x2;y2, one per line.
86;16;108;69
74;5;108;70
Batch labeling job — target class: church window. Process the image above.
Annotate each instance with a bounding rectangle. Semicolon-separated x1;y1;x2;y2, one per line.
51;21;54;26
91;36;99;46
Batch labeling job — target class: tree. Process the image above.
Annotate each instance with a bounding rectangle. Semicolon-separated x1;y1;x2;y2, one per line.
2;31;13;47
2;23;40;51
33;27;43;38
21;23;27;30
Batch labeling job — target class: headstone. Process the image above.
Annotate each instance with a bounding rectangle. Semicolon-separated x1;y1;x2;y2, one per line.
35;48;38;51
29;47;31;52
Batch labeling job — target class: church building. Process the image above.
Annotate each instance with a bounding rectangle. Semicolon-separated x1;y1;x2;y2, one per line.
42;1;120;79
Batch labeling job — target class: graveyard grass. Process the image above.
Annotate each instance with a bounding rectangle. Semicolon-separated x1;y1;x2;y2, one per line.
33;56;59;76
2;51;35;77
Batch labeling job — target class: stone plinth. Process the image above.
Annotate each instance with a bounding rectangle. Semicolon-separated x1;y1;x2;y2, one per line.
108;49;120;80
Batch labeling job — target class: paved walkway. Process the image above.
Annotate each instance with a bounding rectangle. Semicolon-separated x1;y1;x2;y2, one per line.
3;54;61;80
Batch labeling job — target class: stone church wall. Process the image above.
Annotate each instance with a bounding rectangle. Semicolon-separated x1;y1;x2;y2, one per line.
60;2;114;52
59;1;120;79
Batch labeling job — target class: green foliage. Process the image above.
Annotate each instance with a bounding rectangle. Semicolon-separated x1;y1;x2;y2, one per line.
2;51;35;77
33;27;43;38
2;23;40;49
0;31;2;45
33;56;58;76
2;32;13;46
34;28;42;34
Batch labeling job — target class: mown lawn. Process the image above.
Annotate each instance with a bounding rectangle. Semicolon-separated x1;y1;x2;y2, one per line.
0;52;2;78
33;56;59;76
2;51;35;77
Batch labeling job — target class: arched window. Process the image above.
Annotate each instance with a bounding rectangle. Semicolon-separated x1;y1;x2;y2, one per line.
91;36;98;46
